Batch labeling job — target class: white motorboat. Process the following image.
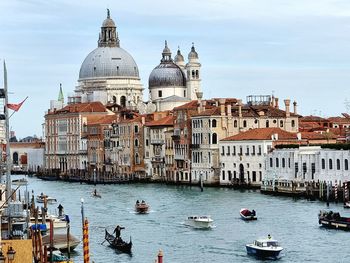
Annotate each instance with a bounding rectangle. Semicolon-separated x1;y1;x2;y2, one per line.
246;235;283;259
184;215;213;229
29;214;68;232
36;194;57;204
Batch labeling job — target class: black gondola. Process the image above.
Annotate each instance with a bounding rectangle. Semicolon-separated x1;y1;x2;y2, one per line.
105;229;132;253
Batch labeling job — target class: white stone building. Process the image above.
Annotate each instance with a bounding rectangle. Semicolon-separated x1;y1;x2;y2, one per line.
265;146;350;185
219;128;298;187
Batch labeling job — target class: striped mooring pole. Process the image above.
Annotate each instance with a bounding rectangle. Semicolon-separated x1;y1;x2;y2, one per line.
335;181;338;201
83;218;90;263
345;182;348;201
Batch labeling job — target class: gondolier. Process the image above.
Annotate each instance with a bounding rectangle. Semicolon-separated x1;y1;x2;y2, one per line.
113;225;125;240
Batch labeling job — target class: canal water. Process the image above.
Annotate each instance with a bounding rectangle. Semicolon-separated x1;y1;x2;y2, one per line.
17;175;350;262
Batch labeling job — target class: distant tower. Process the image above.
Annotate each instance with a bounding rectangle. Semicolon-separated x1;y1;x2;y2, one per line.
185;43;201;100
58;83;64;104
174;47;185;70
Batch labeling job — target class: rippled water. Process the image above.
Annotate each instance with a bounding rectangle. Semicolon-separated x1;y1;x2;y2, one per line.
17;175;350;263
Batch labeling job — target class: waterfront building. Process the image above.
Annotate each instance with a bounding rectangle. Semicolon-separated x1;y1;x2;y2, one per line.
144;113;174;180
75;10;143;108
219;128;298;187
85;114;117;181
190;95;299;185
149;42;201;111
44;101;112;176
10;141;45;172
265;145;350;186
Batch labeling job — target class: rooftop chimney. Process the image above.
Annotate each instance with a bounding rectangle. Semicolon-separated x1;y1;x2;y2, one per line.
227;104;232;117
238;99;242;118
219;98;226;116
293;101;297;115
275;98;279;109
284;99;290;118
196;92;203;113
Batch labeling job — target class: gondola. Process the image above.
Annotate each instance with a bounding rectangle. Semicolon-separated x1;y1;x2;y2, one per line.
105;229;132;253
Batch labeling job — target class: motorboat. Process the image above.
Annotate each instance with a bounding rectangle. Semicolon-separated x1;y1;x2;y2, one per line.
42;233;80;251
240;208;257;220
246;235;283;259
29;214;68;232
49;251;74;263
36;194;57;204
105;229;132;254
135;200;149;214
318;210;350;230
344;202;350;209
184;215;213;229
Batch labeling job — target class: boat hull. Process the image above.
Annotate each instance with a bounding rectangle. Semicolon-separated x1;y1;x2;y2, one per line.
319;218;350;231
184;217;213;229
105;229;132;254
135;204;149;214
246;245;282;258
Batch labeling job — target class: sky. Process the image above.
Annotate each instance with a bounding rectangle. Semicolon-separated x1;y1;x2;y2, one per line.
1;0;350;139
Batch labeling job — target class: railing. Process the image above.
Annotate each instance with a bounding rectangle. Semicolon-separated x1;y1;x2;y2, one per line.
151;139;165;145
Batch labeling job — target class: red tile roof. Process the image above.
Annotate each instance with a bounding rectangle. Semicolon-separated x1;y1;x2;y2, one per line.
51;102;107;114
145;115;174;127
88;114;118;125
173;100;199;110
221;128;297;141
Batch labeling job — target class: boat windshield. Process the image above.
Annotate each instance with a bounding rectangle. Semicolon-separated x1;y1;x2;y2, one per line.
267;241;278;247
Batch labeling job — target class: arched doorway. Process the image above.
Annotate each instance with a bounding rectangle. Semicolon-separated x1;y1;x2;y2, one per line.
239;164;244;183
13;152;18;165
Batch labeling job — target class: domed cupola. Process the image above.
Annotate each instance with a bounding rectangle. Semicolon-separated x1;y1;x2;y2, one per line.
149;41;186;88
79;9;140;80
174;47;185;69
188;43;199;61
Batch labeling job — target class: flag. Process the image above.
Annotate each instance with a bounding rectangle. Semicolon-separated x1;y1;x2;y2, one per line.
7;96;28;111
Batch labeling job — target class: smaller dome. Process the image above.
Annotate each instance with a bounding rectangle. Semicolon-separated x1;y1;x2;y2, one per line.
174;49;184;63
149;63;186;88
188;44;199;60
102;18;115;27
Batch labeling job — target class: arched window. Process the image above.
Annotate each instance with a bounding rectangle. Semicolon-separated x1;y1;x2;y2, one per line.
270;158;273;167
337;159;341;170
13;152;18;165
196;70;199;79
280;120;284;127
192;70;195;79
212;133;217;144
135;153;140;164
234;120;238;128
329;159;333;170
243;120;247;128
276;158;279;168
292;120;295;127
266;120;269;128
282;158;285;168
120;96;126;108
134;139;139;147
212;119;217;128
322;158;325;169
345;159;349;170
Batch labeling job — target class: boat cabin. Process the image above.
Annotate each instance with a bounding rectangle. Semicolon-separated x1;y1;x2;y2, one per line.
254;239;279;247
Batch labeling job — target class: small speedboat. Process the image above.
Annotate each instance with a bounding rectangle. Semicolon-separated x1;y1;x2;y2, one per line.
246;235;283;259
135;200;149;214
344;202;350;209
184;215;213;229
318;210;350;230
36;194;57;204
240;208;257;220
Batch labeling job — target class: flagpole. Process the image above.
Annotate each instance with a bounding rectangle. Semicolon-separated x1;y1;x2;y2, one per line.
3;61;12;200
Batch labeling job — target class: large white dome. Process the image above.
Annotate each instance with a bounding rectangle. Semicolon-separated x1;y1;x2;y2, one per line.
79;47;139;80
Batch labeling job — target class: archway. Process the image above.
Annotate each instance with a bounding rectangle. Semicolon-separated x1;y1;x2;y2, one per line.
239;164;244;183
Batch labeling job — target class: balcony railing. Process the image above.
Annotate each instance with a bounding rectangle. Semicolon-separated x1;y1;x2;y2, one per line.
151;139;165;145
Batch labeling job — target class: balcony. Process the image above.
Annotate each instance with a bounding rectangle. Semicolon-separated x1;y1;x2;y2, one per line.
190;144;200;149
151;139;165;145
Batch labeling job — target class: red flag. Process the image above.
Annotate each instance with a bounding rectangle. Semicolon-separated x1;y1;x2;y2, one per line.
7;96;28;111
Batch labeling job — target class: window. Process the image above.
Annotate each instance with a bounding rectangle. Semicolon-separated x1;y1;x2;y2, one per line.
252;146;255;155
158;90;162;98
233;146;236;156
280;120;283;127
212;119;217;127
252;171;256;182
239;146;243;156
292;120;295;127
311;163;315;180
227;146;230;155
295;163;299;178
321;158;325;169
134;139;139;147
276;158;279;167
337;159;341;170
345;159;349;170
329;159;333;170
243;120;247;128
303;162;307;178
246;146;249;156
222;170;225;181
146;139;149;146
228;171;232;181
282;158;285;168
258;146;262;155
221;146;225;156
234;120;238;128
266;120;269;128
212;133;218;144
134;125;139;133
270;158;273;167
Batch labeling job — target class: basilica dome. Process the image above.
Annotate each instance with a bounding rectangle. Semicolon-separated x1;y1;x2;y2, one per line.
79;47;139;80
149;41;186;88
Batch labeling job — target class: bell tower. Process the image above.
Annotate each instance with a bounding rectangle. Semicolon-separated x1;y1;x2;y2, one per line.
185;43;201;100
98;9;120;47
